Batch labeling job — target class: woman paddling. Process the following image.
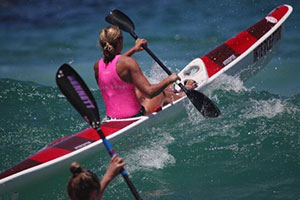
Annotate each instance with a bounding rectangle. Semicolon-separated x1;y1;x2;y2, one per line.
94;25;179;119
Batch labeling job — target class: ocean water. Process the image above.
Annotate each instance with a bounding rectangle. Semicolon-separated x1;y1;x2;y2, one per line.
1;0;300;199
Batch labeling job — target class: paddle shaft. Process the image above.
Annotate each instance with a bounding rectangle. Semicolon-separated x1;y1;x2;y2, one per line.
96;127;142;200
129;32;189;94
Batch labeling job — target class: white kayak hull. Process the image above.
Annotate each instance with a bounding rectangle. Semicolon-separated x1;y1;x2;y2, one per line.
0;4;293;199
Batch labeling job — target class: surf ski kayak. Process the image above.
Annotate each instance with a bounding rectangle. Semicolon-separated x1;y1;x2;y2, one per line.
0;4;293;198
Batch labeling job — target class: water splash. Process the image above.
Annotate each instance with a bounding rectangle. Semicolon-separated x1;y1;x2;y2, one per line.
147;62;168;83
125;130;175;172
208;73;250;93
241;98;285;119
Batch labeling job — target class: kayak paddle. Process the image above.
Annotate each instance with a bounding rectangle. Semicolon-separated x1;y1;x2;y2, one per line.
105;10;220;118
56;63;143;200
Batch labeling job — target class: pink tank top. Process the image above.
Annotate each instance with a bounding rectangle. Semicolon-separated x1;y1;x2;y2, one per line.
98;55;141;118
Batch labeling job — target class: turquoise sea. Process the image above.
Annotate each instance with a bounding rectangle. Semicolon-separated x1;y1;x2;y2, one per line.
1;0;300;199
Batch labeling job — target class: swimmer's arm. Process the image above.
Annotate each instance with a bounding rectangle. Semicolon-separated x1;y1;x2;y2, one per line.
99;155;125;199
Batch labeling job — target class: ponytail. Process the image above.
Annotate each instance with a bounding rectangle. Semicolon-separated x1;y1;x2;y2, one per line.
99;26;123;64
69;162;83;176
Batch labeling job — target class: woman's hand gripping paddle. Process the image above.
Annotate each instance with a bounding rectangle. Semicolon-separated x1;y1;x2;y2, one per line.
56;63;143;200
105;10;221;118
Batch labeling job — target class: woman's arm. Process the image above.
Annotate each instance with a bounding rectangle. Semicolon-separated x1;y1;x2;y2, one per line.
123;38;147;57
131;64;178;98
118;56;179;99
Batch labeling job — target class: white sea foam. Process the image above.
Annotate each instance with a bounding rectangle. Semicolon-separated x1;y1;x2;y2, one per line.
208;73;250;93
125;131;175;172
242;98;284;119
183;74;250;122
184;101;206;124
147;62;168;83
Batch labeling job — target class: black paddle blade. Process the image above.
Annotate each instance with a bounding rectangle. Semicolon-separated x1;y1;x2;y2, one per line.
187;90;221;118
105;9;137;38
56;63;101;128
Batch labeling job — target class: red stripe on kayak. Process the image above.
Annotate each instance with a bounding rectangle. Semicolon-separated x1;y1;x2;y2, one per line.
0;120;136;180
225;31;257;54
52;136;96;152
248;5;289;40
247;18;273;40
0;159;41;179
269;5;288;21
72;120;139;141
101;120;138;137
202;5;289;78
201;56;223;77
202;44;240;77
48;135;71;146
30;147;70;163
206;44;239;67
29;121;137;163
73;128;100;141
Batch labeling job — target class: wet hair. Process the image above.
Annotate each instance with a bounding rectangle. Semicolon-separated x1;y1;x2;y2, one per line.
99;26;123;64
67;162;100;200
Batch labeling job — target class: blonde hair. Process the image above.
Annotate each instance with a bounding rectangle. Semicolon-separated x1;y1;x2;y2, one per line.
67;162;100;200
99;26;123;64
